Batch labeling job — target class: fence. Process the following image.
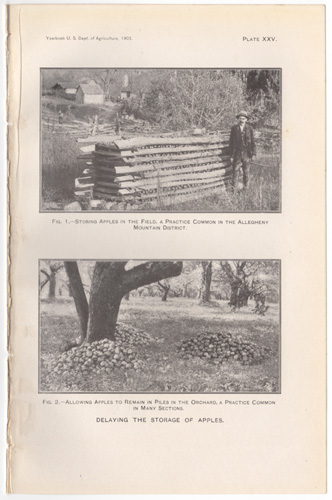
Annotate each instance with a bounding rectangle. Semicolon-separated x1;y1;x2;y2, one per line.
76;133;232;206
43;111;116;138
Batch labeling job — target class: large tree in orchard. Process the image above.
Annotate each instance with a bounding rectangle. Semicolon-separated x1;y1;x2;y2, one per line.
219;260;278;313
220;261;258;309
64;261;183;344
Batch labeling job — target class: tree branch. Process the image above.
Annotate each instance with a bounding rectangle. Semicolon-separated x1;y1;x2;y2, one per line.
157;281;170;292
40;279;49;291
40;269;50;278
121;261;183;294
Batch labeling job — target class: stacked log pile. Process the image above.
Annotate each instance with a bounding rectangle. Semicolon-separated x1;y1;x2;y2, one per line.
77;133;231;205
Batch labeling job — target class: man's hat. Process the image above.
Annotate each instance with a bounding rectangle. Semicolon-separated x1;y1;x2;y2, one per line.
236;110;249;119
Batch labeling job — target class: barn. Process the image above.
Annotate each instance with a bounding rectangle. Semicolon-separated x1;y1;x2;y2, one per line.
52;82;79;99
76;82;104;105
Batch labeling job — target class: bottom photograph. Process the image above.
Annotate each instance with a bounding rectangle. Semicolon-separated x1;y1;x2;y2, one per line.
39;259;281;394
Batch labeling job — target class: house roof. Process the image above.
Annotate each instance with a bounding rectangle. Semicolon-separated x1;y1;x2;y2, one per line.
78;83;104;95
53;81;79;89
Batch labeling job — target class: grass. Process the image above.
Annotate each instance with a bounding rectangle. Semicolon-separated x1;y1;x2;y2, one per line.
41;131;82;206
40;297;280;393
154;153;280;212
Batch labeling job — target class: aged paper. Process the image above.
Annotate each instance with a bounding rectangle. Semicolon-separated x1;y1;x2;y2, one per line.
7;4;325;494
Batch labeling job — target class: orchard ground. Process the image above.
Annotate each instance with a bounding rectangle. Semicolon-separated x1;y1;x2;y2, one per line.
40;297;280;393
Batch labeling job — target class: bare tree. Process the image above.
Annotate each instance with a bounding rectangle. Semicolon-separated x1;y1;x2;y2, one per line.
158;280;171;302
39;263;63;300
93;69;118;99
157;279;182;301
144;69;250;131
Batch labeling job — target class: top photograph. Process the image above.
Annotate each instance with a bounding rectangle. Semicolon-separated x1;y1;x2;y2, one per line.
40;68;281;213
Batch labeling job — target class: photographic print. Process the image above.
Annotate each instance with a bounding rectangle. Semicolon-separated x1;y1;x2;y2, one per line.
39;259;281;393
41;68;281;213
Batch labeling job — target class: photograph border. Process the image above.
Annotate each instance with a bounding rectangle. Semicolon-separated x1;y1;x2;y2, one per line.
38;258;282;395
39;67;282;214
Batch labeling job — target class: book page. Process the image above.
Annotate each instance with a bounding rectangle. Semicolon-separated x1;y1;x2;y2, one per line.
7;4;326;494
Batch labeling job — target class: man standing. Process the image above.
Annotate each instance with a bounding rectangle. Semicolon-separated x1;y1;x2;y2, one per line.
229;111;256;190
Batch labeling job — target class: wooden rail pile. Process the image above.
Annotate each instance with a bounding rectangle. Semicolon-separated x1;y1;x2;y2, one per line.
77;134;232;205
43;118;116;139
42;107;116;139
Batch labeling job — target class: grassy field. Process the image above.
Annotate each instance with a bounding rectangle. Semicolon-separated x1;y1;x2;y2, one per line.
40;297;280;393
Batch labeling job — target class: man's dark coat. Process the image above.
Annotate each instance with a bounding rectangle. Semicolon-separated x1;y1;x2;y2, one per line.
229;123;256;159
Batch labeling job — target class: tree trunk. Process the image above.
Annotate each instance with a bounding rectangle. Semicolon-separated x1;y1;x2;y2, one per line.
86;261;183;343
229;281;250;308
183;282;189;298
158;281;171;302
85;262;125;343
243;292;250;306
64;262;89;342
87;291;122;343
200;261;212;303
162;288;169;302
229;281;239;307
48;272;56;300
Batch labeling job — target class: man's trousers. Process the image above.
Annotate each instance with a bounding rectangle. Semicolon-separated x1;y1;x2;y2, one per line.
232;152;251;190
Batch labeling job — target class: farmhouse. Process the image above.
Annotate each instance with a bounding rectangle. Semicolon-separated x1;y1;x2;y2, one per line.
120;88;132;99
52;81;79;99
76;82;104;105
